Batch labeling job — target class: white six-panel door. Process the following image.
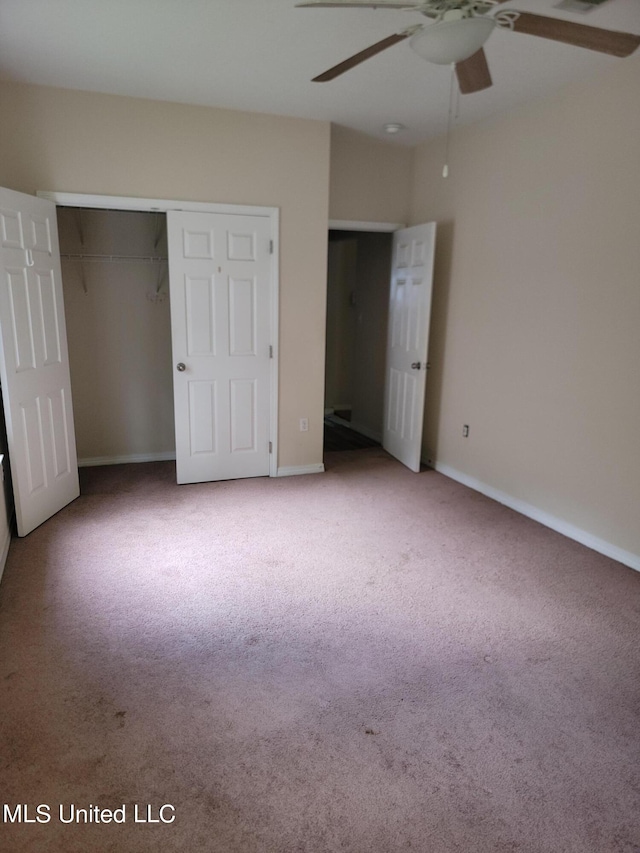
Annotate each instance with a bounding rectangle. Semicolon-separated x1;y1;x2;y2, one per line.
167;210;273;484
383;223;436;473
0;188;79;535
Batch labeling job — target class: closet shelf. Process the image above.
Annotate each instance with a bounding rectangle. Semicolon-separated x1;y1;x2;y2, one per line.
60;253;167;263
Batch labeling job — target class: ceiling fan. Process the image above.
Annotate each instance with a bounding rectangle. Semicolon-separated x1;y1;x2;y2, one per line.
296;0;640;94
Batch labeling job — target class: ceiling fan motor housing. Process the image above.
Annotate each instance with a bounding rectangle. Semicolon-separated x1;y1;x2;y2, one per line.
417;0;501;19
410;16;496;64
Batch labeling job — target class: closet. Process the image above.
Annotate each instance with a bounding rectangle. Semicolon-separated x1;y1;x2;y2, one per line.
0;189;279;538
57;208;176;466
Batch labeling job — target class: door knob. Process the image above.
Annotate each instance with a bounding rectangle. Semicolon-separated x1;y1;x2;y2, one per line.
411;362;421;370
176;363;186;372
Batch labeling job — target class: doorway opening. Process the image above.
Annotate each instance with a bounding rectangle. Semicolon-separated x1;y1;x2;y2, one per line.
323;229;393;454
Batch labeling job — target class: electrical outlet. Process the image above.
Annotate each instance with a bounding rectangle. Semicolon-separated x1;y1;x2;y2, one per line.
299;418;309;432
462;425;469;438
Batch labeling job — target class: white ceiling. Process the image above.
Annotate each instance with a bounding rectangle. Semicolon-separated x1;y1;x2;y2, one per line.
0;0;638;146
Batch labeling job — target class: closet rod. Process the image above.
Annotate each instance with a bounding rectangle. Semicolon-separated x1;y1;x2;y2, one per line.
60;253;167;263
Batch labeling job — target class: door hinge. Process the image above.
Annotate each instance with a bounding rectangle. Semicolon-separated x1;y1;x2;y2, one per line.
269;441;273;454
269;239;274;254
269;344;273;359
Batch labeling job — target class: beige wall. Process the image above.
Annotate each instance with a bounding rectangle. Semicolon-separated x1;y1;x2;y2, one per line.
411;57;640;559
329;125;412;224
0;80;331;470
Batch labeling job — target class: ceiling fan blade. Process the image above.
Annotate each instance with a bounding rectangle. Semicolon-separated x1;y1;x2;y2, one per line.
506;12;640;57
312;31;411;81
456;48;492;94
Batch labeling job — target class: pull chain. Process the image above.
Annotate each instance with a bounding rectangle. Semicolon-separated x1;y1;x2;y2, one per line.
443;63;458;179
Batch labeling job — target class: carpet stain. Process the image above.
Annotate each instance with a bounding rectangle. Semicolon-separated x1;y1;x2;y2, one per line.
444;750;464;770
114;710;127;728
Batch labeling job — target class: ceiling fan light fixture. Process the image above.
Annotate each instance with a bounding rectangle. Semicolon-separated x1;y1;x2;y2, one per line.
410;16;496;65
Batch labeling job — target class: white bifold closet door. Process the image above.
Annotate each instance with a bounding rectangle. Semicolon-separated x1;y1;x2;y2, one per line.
0;187;79;536
167;210;273;485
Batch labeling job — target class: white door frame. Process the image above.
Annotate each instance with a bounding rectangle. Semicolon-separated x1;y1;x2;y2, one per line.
38;191;280;477
329;220;405;233
326;218;437;470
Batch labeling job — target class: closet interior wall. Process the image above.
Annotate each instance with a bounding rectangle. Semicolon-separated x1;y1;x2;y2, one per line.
57;208;175;466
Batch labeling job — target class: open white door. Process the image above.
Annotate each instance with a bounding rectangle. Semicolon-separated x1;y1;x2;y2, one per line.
383;222;436;473
0;188;79;535
167;210;274;485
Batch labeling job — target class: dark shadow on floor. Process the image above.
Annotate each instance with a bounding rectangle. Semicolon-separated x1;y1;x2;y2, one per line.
323;415;381;452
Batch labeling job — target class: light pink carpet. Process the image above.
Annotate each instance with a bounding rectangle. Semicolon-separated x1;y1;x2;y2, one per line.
1;448;639;852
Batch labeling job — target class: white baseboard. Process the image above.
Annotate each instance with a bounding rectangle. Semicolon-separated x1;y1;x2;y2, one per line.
276;463;325;477
80;454;324;479
328;219;405;233
434;462;640;574
78;451;176;468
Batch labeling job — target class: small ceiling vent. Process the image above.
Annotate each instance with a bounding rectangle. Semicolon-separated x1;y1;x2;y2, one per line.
554;0;612;13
